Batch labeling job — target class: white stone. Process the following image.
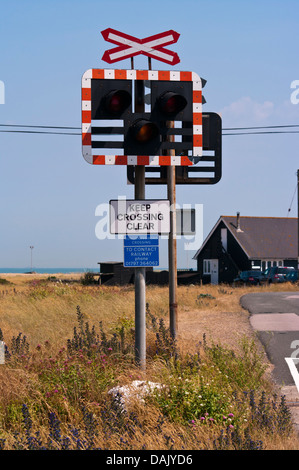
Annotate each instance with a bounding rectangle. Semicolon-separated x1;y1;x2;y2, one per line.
108;380;164;412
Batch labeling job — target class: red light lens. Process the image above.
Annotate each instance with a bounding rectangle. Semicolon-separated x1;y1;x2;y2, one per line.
105;90;131;115
159;92;187;115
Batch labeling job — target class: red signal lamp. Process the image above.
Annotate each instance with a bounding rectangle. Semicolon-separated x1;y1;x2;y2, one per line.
158;92;187;115
105;89;131;115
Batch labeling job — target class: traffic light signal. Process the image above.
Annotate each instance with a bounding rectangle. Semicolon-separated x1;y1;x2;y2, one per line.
124;78;194;157
91;78;132;119
127;112;222;185
81;69;203;166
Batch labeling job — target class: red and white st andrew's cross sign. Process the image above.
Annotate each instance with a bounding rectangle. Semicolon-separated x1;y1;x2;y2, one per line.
101;28;180;66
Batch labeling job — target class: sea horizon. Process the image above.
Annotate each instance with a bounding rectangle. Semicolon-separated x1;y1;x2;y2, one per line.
0;266;194;274
0;268;98;274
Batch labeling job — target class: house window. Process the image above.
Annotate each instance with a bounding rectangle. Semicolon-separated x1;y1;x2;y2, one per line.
262;261;271;271
263;260;284;270
203;260;211;274
251;261;261;270
221;228;227;251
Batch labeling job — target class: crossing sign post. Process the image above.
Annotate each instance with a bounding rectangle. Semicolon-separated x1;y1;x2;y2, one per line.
81;28;222;369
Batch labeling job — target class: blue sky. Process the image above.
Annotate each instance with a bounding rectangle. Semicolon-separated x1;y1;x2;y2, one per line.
0;0;299;269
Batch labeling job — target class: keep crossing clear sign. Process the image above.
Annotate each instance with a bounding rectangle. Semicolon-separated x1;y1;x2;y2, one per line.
124;235;159;267
110;199;170;235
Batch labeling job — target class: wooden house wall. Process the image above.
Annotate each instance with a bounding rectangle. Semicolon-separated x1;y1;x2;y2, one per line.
196;221;251;283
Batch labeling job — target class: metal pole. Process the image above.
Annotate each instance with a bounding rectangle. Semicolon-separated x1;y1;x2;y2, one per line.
167;121;178;339
30;246;34;272
134;165;146;369
133;74;146;369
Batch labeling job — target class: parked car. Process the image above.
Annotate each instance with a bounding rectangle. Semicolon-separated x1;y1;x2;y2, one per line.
233;270;266;286
285;269;298;283
263;266;298;283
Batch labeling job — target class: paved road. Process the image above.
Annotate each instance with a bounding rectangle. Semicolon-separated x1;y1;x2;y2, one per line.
241;292;299;385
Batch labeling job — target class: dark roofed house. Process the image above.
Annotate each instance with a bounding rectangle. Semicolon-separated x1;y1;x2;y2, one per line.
193;213;298;284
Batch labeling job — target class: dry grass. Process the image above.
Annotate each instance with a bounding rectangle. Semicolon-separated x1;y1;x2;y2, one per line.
1;273;298;363
1;273;299;450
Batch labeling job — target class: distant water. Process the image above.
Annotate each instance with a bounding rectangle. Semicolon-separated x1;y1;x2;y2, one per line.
0;268;98;274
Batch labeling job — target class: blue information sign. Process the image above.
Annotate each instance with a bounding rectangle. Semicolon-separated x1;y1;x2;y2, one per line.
124;235;159;267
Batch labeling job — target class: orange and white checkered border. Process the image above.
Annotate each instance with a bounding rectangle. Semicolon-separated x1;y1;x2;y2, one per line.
81;69;202;166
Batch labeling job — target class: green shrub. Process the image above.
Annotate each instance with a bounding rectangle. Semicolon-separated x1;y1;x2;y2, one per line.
80;272;97;285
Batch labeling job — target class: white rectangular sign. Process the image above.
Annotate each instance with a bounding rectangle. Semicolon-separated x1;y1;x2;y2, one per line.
110;199;170;234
